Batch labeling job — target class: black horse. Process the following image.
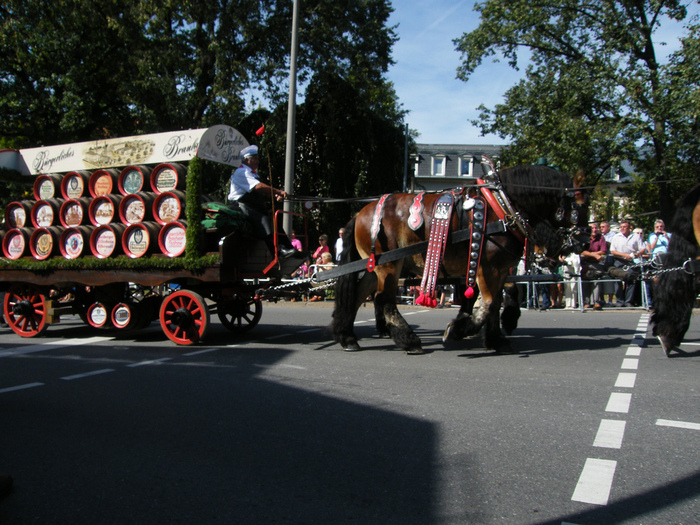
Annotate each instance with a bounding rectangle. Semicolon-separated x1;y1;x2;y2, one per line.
652;184;700;355
331;165;588;354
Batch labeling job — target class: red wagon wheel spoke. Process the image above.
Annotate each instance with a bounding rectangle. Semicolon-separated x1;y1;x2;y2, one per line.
4;286;48;337
159;290;209;345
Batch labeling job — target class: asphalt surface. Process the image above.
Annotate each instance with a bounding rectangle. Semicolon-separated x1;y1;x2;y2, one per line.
0;302;698;524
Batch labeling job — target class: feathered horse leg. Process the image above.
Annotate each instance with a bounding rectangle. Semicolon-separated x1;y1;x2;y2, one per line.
651;187;700;356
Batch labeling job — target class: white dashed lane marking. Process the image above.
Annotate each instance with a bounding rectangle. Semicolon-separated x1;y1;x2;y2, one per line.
571;458;617;505
61;369;115;381
0;382;45;394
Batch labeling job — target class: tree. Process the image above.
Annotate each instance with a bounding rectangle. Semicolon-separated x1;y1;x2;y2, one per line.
454;0;700;224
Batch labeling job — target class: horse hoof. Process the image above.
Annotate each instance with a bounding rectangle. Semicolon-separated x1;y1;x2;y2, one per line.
344;343;362;352
405;346;428;355
657;336;674;357
443;323;461;342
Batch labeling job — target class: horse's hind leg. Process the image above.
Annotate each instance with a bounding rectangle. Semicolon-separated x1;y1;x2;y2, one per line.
374;266;425;354
332;271;377;352
374;291;425;354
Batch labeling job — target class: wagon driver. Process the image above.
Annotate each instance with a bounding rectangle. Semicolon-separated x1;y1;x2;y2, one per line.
228;145;300;258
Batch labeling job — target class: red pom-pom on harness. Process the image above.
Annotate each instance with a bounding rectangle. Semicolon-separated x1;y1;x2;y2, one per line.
464;286;475;299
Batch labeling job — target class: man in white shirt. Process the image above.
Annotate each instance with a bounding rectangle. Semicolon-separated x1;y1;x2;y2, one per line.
228;145;299;258
334;228;345;262
609;220;644;306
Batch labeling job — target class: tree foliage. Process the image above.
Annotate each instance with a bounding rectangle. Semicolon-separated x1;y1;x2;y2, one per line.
455;0;700;226
0;0;408;237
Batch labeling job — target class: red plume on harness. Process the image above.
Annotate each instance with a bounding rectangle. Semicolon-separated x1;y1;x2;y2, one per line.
255;124;265;137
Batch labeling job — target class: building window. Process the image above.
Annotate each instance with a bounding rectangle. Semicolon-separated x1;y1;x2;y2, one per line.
432;155;445;176
459;156;472;177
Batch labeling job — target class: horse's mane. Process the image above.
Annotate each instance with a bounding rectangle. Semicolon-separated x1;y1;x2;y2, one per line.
497;165;573;205
668;183;700;245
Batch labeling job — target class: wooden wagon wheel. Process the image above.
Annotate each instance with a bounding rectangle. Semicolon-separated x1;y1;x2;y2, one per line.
159;290;210;345
217;295;263;333
3;285;49;337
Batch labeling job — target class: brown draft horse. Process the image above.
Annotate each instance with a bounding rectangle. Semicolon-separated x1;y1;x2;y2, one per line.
331;165;588;354
652;183;700;356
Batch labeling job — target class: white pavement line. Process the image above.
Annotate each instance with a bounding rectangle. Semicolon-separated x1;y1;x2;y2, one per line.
593;419;626;449
0;336;115;357
656;419;700;431
0;382;44;394
298;328;321;333
571;458;617;505
605;392;632;413
183;348;221;356
127;358;173;368
621;358;639;370
61;369;115;381
614;372;637;388
626;347;641;356
680;342;700;346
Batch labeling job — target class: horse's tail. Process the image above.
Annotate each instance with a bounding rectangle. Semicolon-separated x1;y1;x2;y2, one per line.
651;185;700;351
331;216;361;344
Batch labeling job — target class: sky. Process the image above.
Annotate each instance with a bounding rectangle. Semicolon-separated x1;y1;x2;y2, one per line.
386;0;695;146
386;0;518;146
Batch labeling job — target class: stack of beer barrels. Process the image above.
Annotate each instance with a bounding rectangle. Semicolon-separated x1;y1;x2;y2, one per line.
2;163;189;261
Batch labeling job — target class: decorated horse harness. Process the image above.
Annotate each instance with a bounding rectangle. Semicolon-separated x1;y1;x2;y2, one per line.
364;174;584;308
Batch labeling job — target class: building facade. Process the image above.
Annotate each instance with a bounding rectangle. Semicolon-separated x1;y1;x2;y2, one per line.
410;143;504;193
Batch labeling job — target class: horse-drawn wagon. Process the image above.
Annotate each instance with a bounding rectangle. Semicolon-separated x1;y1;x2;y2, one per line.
0;126;303;345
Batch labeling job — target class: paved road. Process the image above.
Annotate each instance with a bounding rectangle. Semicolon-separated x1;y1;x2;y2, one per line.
0;303;698;524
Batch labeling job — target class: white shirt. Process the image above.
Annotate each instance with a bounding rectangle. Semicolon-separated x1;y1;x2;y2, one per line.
610;232;643;255
334;237;343;261
228;164;259;201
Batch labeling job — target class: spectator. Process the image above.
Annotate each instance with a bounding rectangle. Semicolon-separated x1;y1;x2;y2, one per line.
290;230;302;251
580;222;608;309
312;234;330;261
334;228;345;262
609;220;644;307
646;219;671;262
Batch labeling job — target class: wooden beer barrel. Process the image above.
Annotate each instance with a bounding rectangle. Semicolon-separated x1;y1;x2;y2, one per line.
158;221;187;258
118;165;152;195
29;226;63;260
59;225;95;259
61;171;91;199
5;200;35;228
90;223;126;259
150;163;186;194
33;174;63;200
118;192;155;225
88;168;120;197
88;194;123;226
2;228;32;259
86;302;114;329
59;198;91;227
122;221;161;258
31;198;64;228
153;190;186;225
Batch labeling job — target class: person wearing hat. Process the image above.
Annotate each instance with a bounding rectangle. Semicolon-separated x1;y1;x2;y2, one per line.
228;144;299;258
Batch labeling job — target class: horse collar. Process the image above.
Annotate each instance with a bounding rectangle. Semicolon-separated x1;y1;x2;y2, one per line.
477;178;533;243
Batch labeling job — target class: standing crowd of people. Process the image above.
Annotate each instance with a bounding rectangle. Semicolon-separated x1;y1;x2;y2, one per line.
525;219;670;309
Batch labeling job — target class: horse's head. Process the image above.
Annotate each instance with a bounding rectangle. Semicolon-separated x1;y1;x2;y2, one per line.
498;165;590;258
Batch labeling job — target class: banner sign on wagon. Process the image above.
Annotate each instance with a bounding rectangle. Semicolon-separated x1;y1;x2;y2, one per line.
11;125;249;176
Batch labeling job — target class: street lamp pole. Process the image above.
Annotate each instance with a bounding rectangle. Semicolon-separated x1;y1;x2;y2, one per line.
283;0;300;235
